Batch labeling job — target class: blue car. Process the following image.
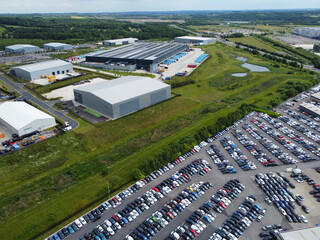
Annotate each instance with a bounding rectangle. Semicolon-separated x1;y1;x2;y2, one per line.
203;215;212;223
139;234;148;240
122;217;128;224
147;228;155;236
99;233;106;240
67;226;74;234
53;234;61;240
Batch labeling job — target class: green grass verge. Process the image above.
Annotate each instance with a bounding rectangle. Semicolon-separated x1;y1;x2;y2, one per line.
228;36;281;53
0;42;317;240
84;108;102;117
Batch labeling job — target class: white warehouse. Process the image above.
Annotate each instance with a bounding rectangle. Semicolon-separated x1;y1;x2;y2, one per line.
5;44;40;54
0;102;56;136
11;60;74;80
292;27;320;39
43;42;73;51
102;38;138;46
74;76;171;119
174;36;216;45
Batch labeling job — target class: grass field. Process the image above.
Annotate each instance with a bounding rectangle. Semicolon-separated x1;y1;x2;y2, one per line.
0;42;317;240
84;108;102;117
228;36;280;53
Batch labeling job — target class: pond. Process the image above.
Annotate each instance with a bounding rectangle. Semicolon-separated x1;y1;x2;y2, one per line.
232;73;248;77
236;56;248;62
231;56;270;77
241;63;270;72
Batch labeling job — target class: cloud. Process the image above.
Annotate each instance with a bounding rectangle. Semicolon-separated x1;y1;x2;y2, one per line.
0;0;319;13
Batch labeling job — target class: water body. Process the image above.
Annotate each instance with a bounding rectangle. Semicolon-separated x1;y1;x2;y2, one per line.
232;73;248;77
236;56;248;62
241;63;270;72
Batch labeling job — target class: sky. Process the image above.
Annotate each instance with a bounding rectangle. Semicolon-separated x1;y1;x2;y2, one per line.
0;0;319;13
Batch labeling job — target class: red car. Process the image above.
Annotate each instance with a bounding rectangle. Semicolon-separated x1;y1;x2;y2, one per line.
190;229;197;236
111;215;119;221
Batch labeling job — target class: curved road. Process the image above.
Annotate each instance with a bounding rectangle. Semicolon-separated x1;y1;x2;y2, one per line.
0;73;78;129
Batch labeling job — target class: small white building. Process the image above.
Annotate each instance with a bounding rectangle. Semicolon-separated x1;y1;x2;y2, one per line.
5;44;40;54
174;36;216;45
102;38;138;46
0;102;56;136
43;42;73;51
11;60;73;80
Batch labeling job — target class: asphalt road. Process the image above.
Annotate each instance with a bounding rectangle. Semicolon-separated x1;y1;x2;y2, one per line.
0;73;78;129
62;112;320;240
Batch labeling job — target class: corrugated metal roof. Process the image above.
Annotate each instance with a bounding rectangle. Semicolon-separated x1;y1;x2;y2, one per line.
43;42;72;47
175;36;216;41
12;60;72;72
0;102;55;130
279;226;320;240
93;42;186;61
103;38;138;43
311;92;320;101
75;76;170;104
300;102;320;115
6;44;40;50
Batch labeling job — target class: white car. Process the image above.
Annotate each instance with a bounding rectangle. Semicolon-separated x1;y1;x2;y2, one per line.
107;227;115;235
74;219;83;228
104;220;112;227
300;215;308;223
79;217;87;225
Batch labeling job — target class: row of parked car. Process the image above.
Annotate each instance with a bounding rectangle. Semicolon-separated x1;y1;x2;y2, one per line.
167;201;216;240
220;136;257;171
125;181;213;240
206;145;237;174
285;109;320;134
290;172;320;202
211;179;245;213
231;129;278;167
77;158;212;240
249;120;299;165
255;172;309;224
210;195;264;240
259;119;313;163
259;113;318;162
47;145;204;240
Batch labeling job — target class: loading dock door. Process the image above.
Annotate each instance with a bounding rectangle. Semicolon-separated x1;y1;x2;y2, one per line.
23;127;32;134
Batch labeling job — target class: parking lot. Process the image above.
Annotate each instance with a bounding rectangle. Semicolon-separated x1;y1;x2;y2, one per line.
43;78;107;101
47;106;320;240
159;48;205;79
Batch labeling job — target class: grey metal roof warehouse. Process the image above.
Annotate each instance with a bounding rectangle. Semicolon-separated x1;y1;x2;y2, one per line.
5;44;40;53
299;102;320;117
0;102;56;136
278;225;320;240
43;42;73;51
74;76;171;119
11;60;73;80
102;38;138;46
174;36;216;45
85;42;188;72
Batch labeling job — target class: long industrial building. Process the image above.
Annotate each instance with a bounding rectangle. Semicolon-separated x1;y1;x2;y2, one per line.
292;27;320;39
299;102;320;117
174;36;216;45
43;42;73;51
74;76;171;119
85;42;188;72
11;60;73;80
5;44;40;54
0;102;56;136
102;38;138;46
277;225;320;240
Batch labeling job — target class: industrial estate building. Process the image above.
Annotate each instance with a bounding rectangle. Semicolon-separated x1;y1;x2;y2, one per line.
85;42;188;72
5;44;40;54
43;42;73;51
174;36;216;45
311;92;320;102
292;27;320;39
299;102;320;117
11;60;73;80
0;102;56;136
102;38;138;46
74;76;171;119
277;225;320;240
